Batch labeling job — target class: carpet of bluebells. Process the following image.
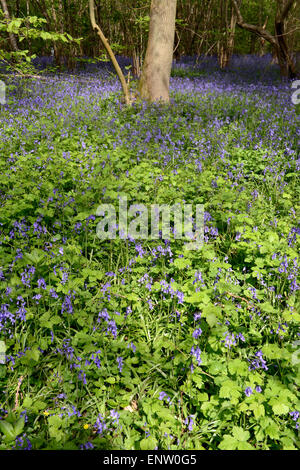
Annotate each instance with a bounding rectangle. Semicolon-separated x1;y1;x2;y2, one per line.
0;54;299;450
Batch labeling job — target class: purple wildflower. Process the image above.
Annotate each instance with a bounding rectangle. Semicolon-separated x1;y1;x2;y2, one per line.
117;356;123;373
190;346;202;366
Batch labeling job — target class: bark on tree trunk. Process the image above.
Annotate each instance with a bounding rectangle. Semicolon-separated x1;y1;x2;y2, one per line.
218;0;237;69
50;0;64;67
139;0;177;103
232;0;299;79
0;0;19;52
275;1;297;78
259;16;268;56
132;49;142;78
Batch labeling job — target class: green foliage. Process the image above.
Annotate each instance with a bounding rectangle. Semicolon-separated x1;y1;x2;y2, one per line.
0;413;25;443
0;13;79;75
0;63;299;450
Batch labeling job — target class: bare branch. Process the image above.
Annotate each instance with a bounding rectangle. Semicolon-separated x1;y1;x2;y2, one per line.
89;0;131;106
232;0;278;47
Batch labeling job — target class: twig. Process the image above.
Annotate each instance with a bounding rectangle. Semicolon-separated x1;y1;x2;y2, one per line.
13;375;24;412
89;0;131;106
225;291;256;310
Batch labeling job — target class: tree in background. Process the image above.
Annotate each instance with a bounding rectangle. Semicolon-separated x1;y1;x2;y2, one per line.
1;0;299;80
217;0;238;69
0;4;77;76
0;0;18;52
32;0;85;69
232;0;299;78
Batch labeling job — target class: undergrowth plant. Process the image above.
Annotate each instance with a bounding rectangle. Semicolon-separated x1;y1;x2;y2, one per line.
0;56;299;450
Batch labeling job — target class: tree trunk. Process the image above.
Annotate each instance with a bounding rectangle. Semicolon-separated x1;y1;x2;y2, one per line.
275;1;298;78
259;16;268;56
232;0;299;79
139;0;177;103
50;0;64;67
218;0;237;69
132;49;142;78
0;0;19;52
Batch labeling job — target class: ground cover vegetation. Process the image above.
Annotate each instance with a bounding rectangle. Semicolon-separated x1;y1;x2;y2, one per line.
0;0;299;452
0;54;299;450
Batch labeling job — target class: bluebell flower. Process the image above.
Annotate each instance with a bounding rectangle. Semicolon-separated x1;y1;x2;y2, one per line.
192;327;202;339
185;415;195;432
95;414;107;435
190;346;202;366
32;294;42;304
159;391;171;403
110;409;120;425
61;294;73;314
117;356;123;373
80;442;94;450
50;288;58;299
37;278;47;289
248;351;268;371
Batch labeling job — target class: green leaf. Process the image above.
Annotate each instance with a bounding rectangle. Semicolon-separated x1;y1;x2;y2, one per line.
203;249;216;260
202;305;222;326
250;403;265;419
265;422;280;439
13;417;25;436
24;249;45;265
0;365;6;378
156;407;176;422
22;396;33;408
126;293;139;301
205;312;218;327
140;436;158;450
237;441;254;450
219;380;240;399
191;374;203;389
232;426;250;442
48;415;63;430
32;401;47;412
185;291;210;304
262;343;283;359
7;19;22;33
40;31;53;40
106;377;116;384
272;403;289;415
208;361;227;375
281;437;297;450
197;392;208;401
218;435;238;450
0;421;15;440
228;358;248;376
173;258;189;269
25;347;40;362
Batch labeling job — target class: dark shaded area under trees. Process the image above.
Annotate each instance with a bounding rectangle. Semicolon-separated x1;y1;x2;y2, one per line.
1;1;299;85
